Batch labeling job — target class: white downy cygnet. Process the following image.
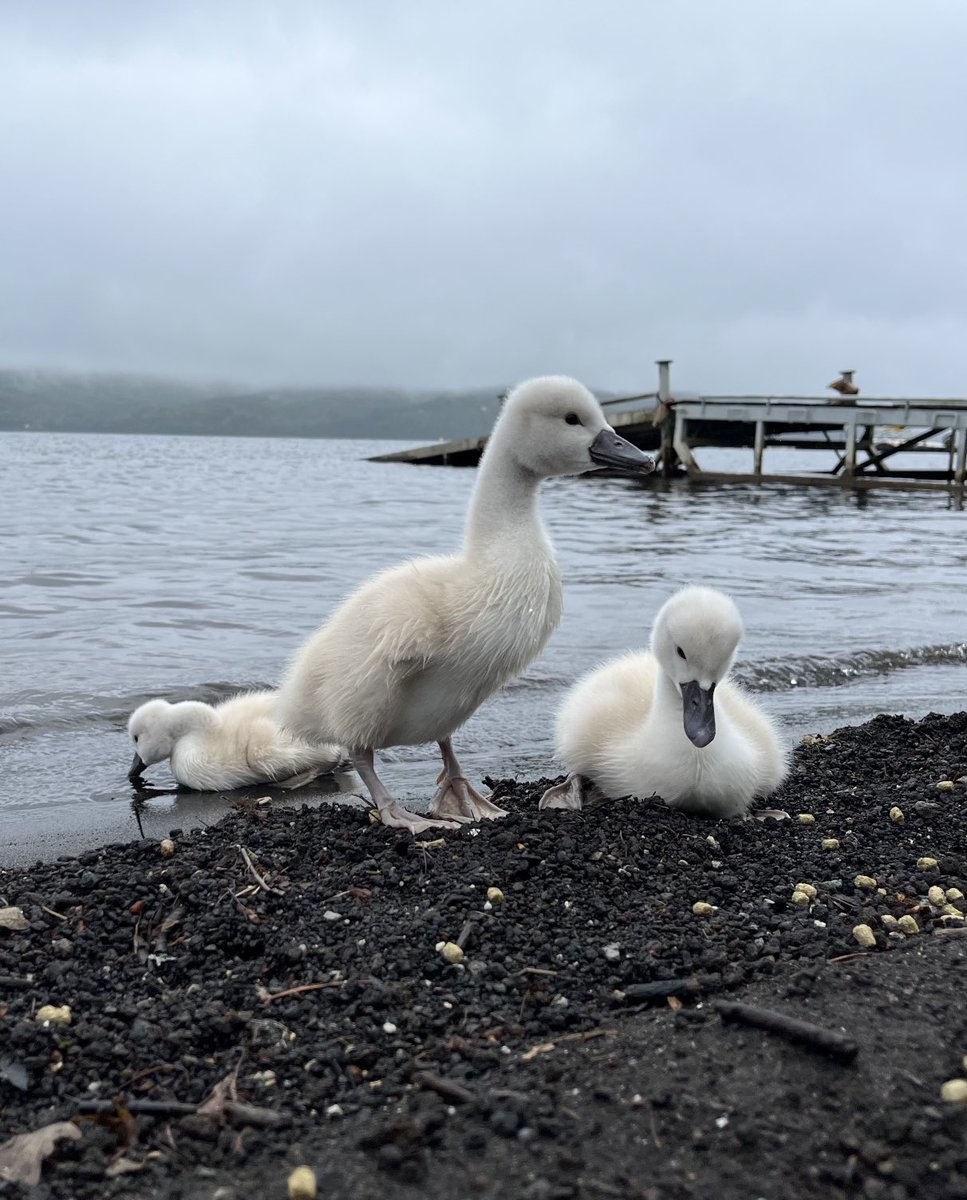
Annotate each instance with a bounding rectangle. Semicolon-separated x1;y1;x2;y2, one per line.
275;375;654;834
127;690;351;791
541;586;788;817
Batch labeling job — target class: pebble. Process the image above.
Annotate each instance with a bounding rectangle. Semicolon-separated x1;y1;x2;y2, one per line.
0;906;29;932
880;914;899;930
793;883;818;899
854;875;877;890
159;838;176;857
437;941;465;964
486;887;505;905
946;888;965;906
382;1022;398;1035
691;902;715;917
940;1079;967;1103
916;857;939;870
602;943;621;961
323;911;343;922
325;1104;344;1119
936;780;955;792
35;1004;72;1024
822;839;840;850
897;915;919;935
927;886;946;907
889;806;904;822
791;890;811;906
797;814;815;825
851;924;876;948
287;1166;318;1200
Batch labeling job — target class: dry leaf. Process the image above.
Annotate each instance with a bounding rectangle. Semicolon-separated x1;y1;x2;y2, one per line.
105;1155;146;1178
0;907;29;933
197;1067;239;1117
0;1121;82;1185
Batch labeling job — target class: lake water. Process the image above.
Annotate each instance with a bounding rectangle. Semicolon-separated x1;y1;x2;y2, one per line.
2;431;965;867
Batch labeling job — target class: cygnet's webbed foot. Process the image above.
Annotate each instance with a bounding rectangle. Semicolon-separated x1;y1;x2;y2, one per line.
429;772;507;823
353;746;459;834
747;807;791;822
372;798;460;834
539;773;612;811
428;738;507;822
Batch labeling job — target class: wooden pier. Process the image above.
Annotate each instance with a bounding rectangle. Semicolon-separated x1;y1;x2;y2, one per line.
369;362;967;492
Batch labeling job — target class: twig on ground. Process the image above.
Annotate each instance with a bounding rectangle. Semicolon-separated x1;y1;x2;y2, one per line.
712;999;859;1063
620;978;701;1004
412;1070;478;1106
0;975;34;990
235;845;284;896
75;1098;284;1127
557;1028;616;1044
257;980;345;1006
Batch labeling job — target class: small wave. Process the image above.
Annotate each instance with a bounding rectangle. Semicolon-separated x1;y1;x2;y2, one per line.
737;642;967;693
0;681;272;736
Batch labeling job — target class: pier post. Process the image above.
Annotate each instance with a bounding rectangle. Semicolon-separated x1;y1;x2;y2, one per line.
954;426;967;485
753;420;765;476
657;359;675;478
843;418;857;479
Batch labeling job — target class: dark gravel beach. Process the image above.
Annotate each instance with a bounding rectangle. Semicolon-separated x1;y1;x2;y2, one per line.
1;711;966;1199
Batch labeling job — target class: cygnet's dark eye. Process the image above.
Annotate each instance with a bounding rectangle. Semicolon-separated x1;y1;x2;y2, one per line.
676;646;687;661
564;412;582;426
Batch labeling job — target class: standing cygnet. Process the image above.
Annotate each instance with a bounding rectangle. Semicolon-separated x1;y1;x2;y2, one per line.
275;375;654;834
541;586;788;817
127;691;351;791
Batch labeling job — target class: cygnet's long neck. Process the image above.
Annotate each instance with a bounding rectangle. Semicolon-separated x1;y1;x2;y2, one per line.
463;433;547;558
652;666;685;726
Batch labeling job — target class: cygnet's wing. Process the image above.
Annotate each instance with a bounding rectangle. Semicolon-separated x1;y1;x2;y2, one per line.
715;681;790;795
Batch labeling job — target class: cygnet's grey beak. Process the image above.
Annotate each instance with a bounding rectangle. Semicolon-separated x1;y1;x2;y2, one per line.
681;681;716;747
128;752;147;783
588;428;655;473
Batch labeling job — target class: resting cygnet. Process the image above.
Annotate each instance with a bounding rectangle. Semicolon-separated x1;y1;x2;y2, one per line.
127;691;351;791
275;375;654;834
541;586;788;817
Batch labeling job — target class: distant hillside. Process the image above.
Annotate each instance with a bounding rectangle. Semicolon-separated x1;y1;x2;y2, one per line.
0;369;507;441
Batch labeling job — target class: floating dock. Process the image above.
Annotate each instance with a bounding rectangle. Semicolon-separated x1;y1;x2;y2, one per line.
369;362;967;492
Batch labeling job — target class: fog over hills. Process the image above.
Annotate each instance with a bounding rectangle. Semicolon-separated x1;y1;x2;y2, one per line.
0;369;509;441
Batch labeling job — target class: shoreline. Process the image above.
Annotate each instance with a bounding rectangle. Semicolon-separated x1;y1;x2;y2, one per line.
1;710;965;1198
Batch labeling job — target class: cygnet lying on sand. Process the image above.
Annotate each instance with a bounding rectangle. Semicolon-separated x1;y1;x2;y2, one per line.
541;586;788;817
128;691;351;791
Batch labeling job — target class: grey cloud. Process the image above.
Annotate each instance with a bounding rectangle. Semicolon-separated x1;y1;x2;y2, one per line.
1;0;966;396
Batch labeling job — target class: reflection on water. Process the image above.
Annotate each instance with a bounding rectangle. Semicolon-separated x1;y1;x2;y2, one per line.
1;431;965;865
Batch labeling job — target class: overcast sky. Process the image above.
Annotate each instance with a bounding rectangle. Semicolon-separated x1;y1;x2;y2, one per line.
1;0;965;395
